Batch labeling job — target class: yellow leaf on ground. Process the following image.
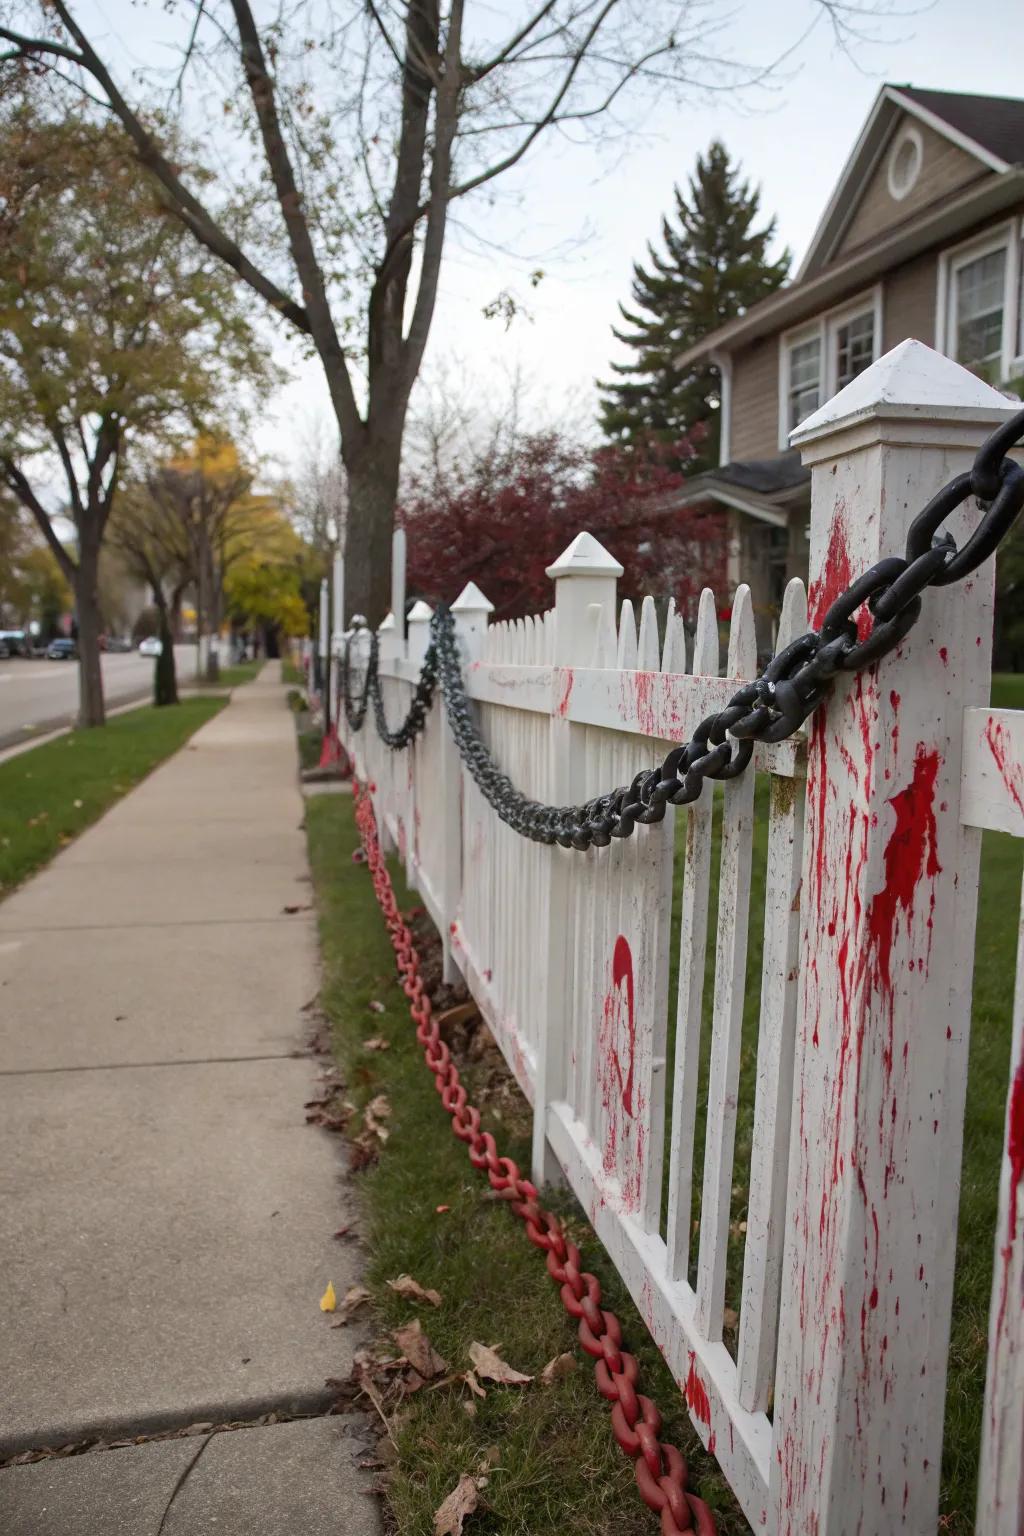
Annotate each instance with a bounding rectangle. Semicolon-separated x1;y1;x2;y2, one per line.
319;1281;337;1313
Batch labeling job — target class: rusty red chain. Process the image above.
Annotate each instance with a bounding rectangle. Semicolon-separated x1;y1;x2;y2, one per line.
353;780;717;1536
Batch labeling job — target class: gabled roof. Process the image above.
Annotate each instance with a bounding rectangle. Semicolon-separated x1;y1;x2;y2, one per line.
797;84;1023;280
675;84;1024;370
898;87;1024;170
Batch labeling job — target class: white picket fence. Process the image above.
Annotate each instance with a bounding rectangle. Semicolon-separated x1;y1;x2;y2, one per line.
337;341;1024;1535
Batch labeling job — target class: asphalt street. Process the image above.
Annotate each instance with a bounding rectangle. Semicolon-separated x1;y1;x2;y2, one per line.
0;646;195;749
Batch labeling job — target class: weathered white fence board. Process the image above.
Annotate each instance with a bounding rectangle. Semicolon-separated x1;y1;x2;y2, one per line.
338;342;1024;1536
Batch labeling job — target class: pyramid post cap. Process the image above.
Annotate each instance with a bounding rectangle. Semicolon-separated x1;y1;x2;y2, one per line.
407;599;434;621
377;611;396;631
452;580;495;614
546;530;624;580
792;339;1018;443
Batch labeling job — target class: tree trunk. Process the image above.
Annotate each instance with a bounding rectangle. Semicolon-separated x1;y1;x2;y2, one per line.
204;544;221;682
154;600;178;706
344;436;402;626
75;535;105;728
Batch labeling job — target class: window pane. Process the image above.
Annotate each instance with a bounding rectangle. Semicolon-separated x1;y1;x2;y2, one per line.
954;248;1006;381
835;311;875;389
788;336;820;430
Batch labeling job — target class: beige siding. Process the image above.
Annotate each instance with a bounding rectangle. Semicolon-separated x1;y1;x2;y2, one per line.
882;248;937;349
836;116;987;260
728;337;779;462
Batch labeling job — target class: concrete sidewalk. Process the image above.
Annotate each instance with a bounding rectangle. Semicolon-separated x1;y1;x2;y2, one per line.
0;665;380;1534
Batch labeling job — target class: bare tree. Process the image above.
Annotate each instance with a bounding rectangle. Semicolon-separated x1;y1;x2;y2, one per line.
0;0;901;623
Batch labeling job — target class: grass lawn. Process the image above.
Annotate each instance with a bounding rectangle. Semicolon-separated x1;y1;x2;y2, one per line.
282;657;306;688
306;794;748;1535
0;698;226;898
193;659;262;689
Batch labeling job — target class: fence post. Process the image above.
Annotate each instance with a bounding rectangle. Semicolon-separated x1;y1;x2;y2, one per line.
532;532;623;1188
771;340;1014;1533
391;526;407;654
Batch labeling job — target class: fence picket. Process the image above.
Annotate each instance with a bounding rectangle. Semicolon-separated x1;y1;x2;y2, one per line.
736;577;807;1410
695;585;757;1340
666;586;719;1281
977;872;1024;1533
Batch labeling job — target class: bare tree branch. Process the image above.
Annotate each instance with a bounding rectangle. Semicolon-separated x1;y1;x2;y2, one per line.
227;0;364;445
0;4;312;333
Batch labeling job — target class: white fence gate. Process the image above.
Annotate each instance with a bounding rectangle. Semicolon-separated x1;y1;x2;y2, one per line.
337;341;1024;1534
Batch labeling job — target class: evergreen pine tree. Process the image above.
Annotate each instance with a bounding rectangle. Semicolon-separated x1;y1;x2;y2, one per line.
598;141;790;473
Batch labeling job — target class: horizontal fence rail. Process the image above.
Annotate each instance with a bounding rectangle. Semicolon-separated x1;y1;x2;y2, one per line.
336;342;1024;1534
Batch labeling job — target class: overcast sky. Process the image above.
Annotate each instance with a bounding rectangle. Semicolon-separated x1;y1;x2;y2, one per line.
56;0;1024;482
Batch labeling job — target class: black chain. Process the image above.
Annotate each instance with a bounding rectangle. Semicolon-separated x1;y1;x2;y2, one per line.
344;408;1024;850
342;628;439;748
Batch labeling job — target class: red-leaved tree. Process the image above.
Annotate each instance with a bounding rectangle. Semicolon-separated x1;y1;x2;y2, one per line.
403;430;727;625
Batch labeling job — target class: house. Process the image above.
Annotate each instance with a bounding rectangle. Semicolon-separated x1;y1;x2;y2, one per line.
680;84;1024;651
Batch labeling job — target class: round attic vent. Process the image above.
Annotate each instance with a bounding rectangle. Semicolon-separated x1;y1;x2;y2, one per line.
887;125;923;202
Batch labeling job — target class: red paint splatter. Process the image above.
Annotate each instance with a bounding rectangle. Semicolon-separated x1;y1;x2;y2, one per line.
556;669;574;717
865;745;942;1004
610;935;636;1116
634;671;658;737
985;717;1024;818
939;646;948;667
995;1059;1024;1344
807;502;871;640
684;1353;712;1425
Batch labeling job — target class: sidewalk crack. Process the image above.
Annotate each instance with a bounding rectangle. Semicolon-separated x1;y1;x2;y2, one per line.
155;1433;210;1536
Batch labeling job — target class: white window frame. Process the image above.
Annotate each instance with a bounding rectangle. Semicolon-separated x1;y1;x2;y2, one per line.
935;219;1023;385
778;285;884;449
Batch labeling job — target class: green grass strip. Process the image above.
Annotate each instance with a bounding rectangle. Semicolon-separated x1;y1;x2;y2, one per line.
305;794;748;1535
0;698;226;898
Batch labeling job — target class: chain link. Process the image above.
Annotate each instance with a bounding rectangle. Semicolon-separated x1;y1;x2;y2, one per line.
353;781;718;1535
342;629;439;748
344;407;1024;850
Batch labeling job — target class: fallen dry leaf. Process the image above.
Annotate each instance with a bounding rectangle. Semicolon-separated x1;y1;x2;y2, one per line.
723;1306;739;1330
540;1352;576;1386
463;1369;486;1399
433;1473;486;1536
394;1319;448;1379
367;1000;386;1014
435;1001;478;1030
329;1284;372;1326
364;1094;391;1143
319;1281;337;1313
435;1204;450;1214
282;903;312;914
468;1342;532;1386
363;1036;390;1051
387;1274;442;1307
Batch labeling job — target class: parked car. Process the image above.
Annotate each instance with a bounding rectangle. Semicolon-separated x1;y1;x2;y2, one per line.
0;639;9;659
46;638;77;660
0;629;28;656
106;636;132;653
138;636;163;657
